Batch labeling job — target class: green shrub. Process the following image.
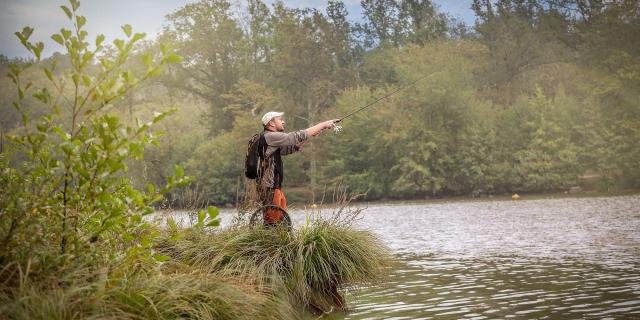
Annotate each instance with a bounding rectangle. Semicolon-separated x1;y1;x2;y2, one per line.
0;0;186;275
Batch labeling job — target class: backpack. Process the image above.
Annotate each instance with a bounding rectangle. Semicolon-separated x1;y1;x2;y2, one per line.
245;133;266;179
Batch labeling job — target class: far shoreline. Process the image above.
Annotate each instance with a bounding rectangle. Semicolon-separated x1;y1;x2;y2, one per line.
157;189;640;214
348;189;640;208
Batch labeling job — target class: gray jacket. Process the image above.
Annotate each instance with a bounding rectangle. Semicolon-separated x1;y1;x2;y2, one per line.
259;130;308;189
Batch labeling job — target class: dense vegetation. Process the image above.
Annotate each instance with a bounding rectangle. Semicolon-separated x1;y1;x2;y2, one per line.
0;2;390;318
2;0;638;206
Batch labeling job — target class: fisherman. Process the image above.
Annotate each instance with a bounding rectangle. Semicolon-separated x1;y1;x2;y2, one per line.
256;111;338;225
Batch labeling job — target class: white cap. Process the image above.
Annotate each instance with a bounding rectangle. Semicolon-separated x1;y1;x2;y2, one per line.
261;111;284;126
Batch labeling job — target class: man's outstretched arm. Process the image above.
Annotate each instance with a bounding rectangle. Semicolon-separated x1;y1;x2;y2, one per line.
264;119;339;155
305;119;339;137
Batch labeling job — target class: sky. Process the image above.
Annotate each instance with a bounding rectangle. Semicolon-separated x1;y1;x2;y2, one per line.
0;0;476;59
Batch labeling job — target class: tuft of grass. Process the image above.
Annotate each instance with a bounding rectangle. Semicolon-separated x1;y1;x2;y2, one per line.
295;220;390;307
0;284;89;320
101;269;292;319
0;263;293;320
156;216;391;313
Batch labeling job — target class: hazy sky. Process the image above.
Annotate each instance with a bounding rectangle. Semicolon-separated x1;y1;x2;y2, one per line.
0;0;475;59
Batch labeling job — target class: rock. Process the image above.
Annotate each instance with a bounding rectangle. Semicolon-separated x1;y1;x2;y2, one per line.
569;186;582;194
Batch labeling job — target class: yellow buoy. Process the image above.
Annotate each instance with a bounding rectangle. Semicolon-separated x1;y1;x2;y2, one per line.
511;193;520;200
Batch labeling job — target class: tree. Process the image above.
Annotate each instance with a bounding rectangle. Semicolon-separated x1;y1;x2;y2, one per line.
401;0;449;45
472;0;573;104
269;4;356;189
513;88;579;191
245;0;274;81
357;0;448;48
162;0;247;134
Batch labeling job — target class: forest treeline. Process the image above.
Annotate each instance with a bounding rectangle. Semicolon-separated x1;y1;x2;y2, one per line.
2;0;639;205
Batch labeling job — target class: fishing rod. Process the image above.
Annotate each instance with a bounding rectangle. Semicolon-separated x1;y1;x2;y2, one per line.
335;70;440;124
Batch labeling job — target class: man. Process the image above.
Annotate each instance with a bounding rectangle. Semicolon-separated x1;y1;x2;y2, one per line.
257;111;337;225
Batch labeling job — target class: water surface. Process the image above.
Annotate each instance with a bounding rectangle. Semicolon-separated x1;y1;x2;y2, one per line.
169;195;640;318
311;195;640;319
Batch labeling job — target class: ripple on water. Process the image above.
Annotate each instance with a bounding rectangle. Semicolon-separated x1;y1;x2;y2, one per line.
316;195;640;320
331;255;640;319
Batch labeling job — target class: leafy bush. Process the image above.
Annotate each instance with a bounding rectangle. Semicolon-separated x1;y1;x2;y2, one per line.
0;0;185;282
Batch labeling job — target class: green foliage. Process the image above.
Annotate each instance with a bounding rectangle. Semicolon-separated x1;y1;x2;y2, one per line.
472;0;573;103
511;89;580;191
357;0;449;48
162;0;247;134
0;0;184;276
186;113;258;203
3;0;639;211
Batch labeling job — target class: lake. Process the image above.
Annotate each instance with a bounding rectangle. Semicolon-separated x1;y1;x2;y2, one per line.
169;195;640;319
317;195;640;319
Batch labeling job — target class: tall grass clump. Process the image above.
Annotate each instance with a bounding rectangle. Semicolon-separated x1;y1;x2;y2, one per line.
0;262;292;320
101;268;292;319
156;204;391;314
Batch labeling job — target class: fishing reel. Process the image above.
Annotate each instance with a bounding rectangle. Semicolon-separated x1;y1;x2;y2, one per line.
331;119;343;134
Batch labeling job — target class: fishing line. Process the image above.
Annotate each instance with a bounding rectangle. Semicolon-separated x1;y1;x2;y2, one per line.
336;70;440;123
293;70;439;133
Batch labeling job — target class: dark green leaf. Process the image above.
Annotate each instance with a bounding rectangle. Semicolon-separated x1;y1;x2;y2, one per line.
33;42;44;60
70;0;80;11
95;34;105;47
60;5;73;19
60;28;72;40
206;220;220;227
22;26;34;39
51;34;64;45
76;15;86;29
121;24;132;37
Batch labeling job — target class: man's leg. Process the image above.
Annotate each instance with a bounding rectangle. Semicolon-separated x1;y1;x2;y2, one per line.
274;188;287;210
